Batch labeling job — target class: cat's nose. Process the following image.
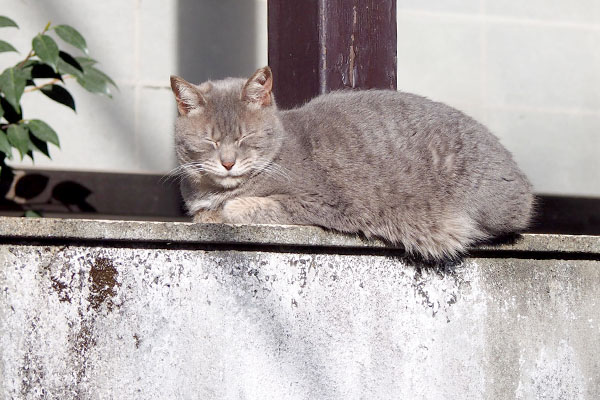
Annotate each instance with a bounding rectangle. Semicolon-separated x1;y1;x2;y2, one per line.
221;161;235;170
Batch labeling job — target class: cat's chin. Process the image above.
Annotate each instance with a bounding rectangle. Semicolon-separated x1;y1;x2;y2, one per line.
214;176;245;189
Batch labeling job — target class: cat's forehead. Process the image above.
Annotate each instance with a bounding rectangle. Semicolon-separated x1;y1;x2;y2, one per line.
198;78;245;101
193;78;245;130
206;77;245;91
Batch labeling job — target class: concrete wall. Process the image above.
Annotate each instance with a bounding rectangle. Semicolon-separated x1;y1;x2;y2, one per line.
1;0;599;196
1;217;599;399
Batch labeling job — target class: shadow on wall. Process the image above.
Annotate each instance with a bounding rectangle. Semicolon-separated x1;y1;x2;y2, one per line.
177;0;259;83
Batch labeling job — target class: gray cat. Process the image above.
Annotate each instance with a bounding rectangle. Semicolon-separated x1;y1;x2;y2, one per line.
170;66;533;259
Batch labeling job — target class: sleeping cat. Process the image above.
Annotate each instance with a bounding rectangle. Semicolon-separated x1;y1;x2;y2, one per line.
170;66;533;259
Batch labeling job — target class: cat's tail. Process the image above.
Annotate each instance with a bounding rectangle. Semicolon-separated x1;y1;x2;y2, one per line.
374;212;486;260
411;213;486;260
475;171;535;237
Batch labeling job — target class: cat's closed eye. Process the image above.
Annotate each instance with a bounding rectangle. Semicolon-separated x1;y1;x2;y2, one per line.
203;137;220;149
186;148;204;159
236;131;256;146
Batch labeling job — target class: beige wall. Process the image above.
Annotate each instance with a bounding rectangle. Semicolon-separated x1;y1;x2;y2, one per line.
0;0;598;196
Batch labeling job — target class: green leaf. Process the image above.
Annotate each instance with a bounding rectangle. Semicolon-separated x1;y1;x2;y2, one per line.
75;56;97;68
0;102;3;121
0;130;13;159
0;39;17;53
29;134;50;158
41;84;76;111
20;60;38;69
7;124;29;159
57;51;83;77
24;210;42;218
0;67;28;113
54;25;88;54
0;16;18;28
76;67;112;97
32;34;59;70
27;119;60;147
90;66;117;88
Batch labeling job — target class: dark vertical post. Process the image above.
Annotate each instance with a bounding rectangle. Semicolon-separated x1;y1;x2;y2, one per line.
268;0;397;109
267;1;322;110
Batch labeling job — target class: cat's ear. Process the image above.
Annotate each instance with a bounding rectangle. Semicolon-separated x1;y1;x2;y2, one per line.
170;76;206;116
241;66;273;108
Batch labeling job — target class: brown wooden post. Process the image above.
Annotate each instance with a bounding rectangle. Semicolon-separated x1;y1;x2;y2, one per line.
268;0;397;109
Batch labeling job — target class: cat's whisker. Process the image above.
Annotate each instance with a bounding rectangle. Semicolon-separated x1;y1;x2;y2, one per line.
252;159;293;182
160;165;193;184
166;172;191;185
182;163;208;174
259;165;290;181
261;159;294;175
163;165;186;176
263;170;291;182
270;164;294;179
162;162;212;184
267;166;291;180
252;161;282;179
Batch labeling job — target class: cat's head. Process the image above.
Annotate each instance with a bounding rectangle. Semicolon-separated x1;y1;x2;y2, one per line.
170;66;282;189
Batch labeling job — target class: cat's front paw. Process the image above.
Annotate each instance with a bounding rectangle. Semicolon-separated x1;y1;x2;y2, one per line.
222;197;256;224
222;196;283;224
193;209;223;223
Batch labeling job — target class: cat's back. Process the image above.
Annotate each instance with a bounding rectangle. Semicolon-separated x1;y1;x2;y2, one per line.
276;89;533;251
285;89;465;125
278;89;496;176
280;89;488;149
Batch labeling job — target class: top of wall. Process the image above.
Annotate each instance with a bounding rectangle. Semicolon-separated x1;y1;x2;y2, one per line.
0;217;597;257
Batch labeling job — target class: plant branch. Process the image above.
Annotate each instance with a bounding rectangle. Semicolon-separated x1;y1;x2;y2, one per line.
1;120;25;130
16;49;35;69
25;76;74;93
16;21;52;69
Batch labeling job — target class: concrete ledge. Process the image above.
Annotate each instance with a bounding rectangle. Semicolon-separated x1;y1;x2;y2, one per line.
0;216;598;255
1;217;599;399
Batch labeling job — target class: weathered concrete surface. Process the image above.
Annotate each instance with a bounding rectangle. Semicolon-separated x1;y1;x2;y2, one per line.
0;217;599;399
0;216;598;254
